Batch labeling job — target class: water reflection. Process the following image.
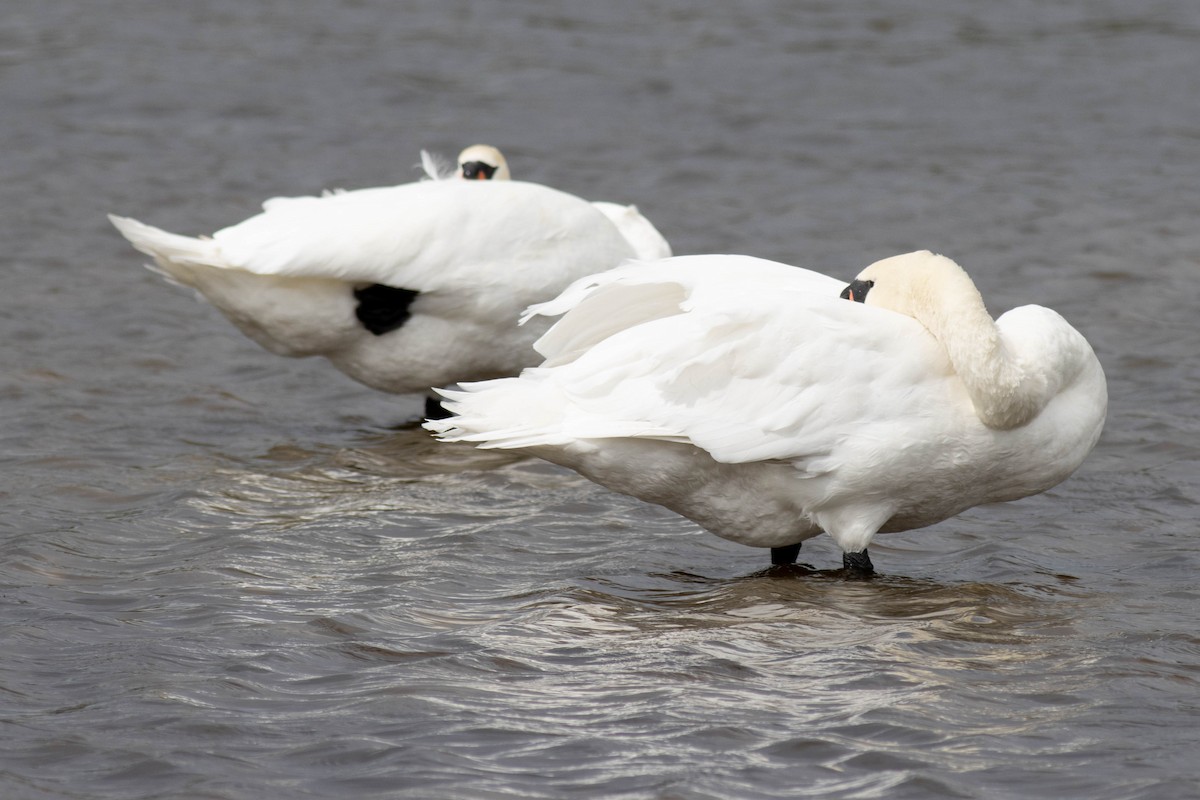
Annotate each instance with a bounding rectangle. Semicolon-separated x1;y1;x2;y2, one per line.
524;565;1090;652
9;414;1178;800
62;403;1183;800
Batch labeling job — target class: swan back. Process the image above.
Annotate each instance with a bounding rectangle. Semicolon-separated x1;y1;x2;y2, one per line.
445;145;671;259
210;180;626;287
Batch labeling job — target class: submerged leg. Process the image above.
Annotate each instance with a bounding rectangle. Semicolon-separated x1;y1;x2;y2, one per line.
771;542;802;566
842;549;874;575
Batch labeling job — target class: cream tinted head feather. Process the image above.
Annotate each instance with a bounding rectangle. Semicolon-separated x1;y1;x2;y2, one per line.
852;250;985;322
457;145;511;181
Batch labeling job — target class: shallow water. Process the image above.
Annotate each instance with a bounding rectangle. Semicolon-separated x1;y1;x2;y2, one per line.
2;1;1199;798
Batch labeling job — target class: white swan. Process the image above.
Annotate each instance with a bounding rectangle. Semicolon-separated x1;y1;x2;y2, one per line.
425;251;1108;574
435;144;671;261
109;161;663;416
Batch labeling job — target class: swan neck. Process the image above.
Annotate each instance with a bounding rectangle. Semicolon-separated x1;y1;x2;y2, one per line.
928;289;1034;430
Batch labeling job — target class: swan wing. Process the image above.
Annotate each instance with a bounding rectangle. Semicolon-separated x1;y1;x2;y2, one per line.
113;181;634;294
435;258;956;467
523;254;846;364
207;180;632;289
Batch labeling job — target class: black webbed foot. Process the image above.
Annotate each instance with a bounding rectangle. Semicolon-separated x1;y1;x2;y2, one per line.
842;549;874;576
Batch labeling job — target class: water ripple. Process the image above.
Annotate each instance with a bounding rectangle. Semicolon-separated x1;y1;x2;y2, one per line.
6;0;1200;796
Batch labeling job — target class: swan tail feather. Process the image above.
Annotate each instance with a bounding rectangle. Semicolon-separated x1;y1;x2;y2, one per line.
424;377;573;449
108;214;225;284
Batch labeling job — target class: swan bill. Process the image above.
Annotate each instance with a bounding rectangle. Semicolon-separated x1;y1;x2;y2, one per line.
460;161;497;180
839;278;874;303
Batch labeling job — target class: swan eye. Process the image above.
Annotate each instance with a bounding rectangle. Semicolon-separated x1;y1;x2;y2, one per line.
839;279;874;303
460;161;497;180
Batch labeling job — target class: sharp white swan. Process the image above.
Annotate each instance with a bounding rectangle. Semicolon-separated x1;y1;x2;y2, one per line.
109;147;668;415
425;251;1108;574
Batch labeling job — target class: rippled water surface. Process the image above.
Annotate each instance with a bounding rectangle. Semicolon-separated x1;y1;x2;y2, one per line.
3;2;1199;798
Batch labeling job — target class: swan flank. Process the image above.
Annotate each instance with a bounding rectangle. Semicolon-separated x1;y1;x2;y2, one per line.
425;251;1108;574
109;146;670;416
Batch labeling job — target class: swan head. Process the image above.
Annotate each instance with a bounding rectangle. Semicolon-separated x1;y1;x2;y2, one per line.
845;250;1073;431
841;250;985;323
457;145;511;181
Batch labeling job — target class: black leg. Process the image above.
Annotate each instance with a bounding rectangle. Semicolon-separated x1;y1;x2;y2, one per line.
771;543;802;566
424;396;451;420
842;549;874;575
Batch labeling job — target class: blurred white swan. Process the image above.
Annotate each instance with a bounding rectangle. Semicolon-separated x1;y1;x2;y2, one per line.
109;147;669;416
426;251;1108;573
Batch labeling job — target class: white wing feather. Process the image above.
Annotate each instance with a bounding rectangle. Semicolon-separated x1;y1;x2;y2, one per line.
205;181;620;287
436;257;956;468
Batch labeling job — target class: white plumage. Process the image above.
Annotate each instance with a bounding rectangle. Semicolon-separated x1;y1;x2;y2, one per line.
445;144;672;261
426;251;1108;573
586;201;674;261
110;154;668;403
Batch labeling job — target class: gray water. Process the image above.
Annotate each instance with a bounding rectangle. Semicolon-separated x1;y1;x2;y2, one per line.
2;2;1199;798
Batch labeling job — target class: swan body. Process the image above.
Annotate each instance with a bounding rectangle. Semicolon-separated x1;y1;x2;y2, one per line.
110;177;644;397
426;251;1107;571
